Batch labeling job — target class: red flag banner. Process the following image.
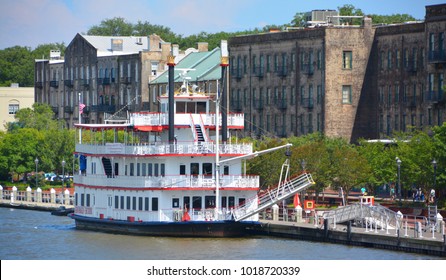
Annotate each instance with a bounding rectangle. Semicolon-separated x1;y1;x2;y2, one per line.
79;103;86;114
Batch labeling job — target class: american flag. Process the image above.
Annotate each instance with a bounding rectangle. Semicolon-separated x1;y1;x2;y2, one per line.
79;103;86;114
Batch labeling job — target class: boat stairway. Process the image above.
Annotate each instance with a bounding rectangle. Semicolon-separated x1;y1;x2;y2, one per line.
323;203;399;229
232;172;315;222
195;124;205;142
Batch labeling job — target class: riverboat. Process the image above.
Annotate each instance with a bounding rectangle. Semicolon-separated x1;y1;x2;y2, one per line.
70;50;314;237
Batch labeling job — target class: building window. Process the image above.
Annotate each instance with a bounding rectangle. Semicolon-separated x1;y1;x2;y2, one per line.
342;85;352;104
343;51;352;69
8;104;19;114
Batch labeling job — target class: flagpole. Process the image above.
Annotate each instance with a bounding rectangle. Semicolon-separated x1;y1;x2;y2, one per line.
78;92;82;144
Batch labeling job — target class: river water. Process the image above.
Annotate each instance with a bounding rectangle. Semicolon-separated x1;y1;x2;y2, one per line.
0;207;442;260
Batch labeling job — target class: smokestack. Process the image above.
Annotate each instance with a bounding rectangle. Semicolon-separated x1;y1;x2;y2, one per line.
167;55;175;144
220;40;229;142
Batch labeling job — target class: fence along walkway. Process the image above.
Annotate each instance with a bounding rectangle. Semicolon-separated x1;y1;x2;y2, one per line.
233;172;315;222
323;203;401;229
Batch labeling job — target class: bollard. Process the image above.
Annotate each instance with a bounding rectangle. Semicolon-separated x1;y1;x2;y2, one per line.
50;188;56;204
36;188;42;203
272;204;279;221
64;189;70;206
0;184;3;200
26;186;32;202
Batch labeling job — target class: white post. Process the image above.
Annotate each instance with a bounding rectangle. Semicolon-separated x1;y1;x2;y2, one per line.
420;222;423;238
375;219;378;233
333;215;336;230
272;204;279;221
36;187;42;203
26;186;32;202
386;219;390;235
381;216;384;231
64;189;70;205
11;186;17;203
295;205;302;223
50;188;56;204
404;220;408;237
314;211;318;227
0;185;3;200
365;218;369;232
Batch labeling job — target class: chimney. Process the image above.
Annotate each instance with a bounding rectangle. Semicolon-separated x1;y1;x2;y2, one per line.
197;42;208;52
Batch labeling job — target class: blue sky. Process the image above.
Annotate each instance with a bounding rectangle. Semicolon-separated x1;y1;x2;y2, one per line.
0;0;444;50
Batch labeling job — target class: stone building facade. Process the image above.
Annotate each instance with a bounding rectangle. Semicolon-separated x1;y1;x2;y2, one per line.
228;4;446;142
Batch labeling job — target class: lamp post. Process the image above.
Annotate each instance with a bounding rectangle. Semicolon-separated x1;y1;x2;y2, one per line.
34;158;39;189
432;159;437;204
396;157;402;203
62;159;66;204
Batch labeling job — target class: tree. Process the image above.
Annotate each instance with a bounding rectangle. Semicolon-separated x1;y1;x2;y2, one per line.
290;12;307;27
0;46;34;86
12;103;63;131
88;17;134;36
338;4;364;25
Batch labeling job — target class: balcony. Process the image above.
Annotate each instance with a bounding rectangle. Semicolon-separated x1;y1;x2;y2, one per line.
301;98;314;109
253;99;264;110
230;68;242;80
301;64;314;75
82;79;90;87
64;106;74;113
428;50;446;63
90;105;116;113
276;99;287;110
50;80;59;88
276;66;288;77
64;80;73;87
98;78;111;85
253;66;264;78
425;90;445;103
120;76;132;84
230;101;243;112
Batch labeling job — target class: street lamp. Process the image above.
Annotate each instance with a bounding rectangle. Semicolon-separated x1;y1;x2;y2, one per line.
34;158;39;189
432;159;437;204
396;157;402;203
62;159;66;204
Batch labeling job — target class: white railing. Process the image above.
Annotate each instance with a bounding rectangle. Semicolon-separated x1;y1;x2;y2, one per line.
130;112;244;127
74;174;259;189
75;142;252;155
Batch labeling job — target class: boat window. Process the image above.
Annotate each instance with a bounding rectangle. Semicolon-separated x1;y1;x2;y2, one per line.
125;165;128;176
176;102;186;113
137;163;141;176
221;196;227;208
120;196;124;209
223;165;229;175
196;102;206;113
144;197;149;211
186;102;195;113
142;163;147;176
239;198;246;207
228;196;235;208
114;163;119;176
172;198;180;208
138;197;143;211
192;196;202;210
202;163;212;176
154;163;159;177
132;197;137;210
205;196;216;208
81;194;85;206
75;193;78;206
152;197;158;211
130;163;134;176
190;163;199;176
86;194;90;207
183;196;190;209
161;164;165;177
180;164;186;175
148;163;153;176
114;196;119;209
126;196;131;210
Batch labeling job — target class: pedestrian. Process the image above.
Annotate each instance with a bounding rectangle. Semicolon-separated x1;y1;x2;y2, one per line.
430;189;435;203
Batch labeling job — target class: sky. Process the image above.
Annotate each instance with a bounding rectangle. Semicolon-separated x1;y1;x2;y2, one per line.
0;0;445;50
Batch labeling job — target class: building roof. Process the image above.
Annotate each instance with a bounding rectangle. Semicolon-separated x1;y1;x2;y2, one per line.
80;34;159;57
150;47;222;84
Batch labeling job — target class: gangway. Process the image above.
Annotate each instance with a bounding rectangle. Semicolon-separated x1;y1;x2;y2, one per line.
232;172;315;221
324;202;399;229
